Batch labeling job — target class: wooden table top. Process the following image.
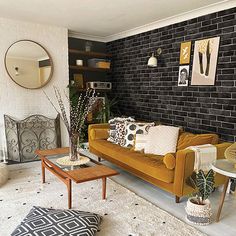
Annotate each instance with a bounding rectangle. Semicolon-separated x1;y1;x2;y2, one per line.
36;147;119;183
67;165;119;183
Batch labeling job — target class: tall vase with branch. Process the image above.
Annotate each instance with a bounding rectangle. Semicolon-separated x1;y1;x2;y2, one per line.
44;87;96;161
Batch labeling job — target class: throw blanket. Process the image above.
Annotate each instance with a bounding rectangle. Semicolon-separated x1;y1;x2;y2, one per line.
187;144;217;172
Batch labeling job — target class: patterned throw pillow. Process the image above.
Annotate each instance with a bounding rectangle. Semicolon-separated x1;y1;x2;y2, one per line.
11;206;102;236
107;117;135;145
123;122;155;148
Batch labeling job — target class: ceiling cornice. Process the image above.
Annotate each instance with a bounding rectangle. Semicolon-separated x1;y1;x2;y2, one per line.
68;0;236;43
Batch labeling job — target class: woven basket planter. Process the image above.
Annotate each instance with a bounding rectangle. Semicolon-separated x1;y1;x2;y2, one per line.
185;197;212;225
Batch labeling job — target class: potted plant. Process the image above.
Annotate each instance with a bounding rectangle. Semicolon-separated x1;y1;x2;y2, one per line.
185;169;215;225
94;94;119;123
44;87;96;161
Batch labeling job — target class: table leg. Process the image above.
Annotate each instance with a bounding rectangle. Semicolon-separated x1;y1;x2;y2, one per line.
102;177;106;200
41;162;45;184
216;177;229;222
67;179;72;209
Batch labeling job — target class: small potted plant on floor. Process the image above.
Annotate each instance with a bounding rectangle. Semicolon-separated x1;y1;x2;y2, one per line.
185;169;215;225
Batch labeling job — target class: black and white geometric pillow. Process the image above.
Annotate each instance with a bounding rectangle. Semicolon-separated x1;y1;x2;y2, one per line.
107;117;135;145
11;206;102;236
123;122;155;148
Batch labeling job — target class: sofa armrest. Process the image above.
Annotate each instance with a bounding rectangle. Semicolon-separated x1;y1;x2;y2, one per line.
88;123;109;142
173;142;232;197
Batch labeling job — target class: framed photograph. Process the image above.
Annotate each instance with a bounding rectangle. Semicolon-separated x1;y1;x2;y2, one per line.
179;41;191;64
191;37;220;85
73;74;84;88
178;65;189;86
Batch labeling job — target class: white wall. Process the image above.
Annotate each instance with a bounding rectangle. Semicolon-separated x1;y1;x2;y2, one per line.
0;18;69;147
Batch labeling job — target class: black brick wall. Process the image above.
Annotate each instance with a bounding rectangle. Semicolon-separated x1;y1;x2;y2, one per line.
106;7;236;142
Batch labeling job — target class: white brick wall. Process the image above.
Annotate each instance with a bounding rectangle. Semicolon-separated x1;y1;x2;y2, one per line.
0;18;69;147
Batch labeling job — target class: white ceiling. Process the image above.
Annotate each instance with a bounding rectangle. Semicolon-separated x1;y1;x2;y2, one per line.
0;0;235;41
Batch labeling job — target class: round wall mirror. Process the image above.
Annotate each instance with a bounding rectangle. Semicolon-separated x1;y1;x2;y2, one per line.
5;40;53;89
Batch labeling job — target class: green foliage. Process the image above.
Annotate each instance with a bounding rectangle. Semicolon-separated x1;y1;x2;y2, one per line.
189;169;215;204
94;94;119;123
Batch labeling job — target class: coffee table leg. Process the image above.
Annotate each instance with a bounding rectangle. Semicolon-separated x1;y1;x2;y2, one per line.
41;162;45;184
216;177;229;222
67;179;72;209
102;177;106;200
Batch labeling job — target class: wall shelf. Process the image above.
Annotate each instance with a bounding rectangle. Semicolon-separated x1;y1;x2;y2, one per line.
69;65;111;72
69;49;112;58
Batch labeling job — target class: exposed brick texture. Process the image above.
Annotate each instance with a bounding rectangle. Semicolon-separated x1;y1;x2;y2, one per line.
106;7;236;142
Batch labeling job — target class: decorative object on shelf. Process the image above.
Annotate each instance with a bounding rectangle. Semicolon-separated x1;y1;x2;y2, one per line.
5;40;53;89
179;41;191;64
86;81;112;90
76;59;83;66
44;87;96;161
191;37;220;85
147;48;162;67
85;41;93;52
185;169;215;225
0;163;9;187
178;65;189;86
74;74;84;89
4;114;61;162
224;142;236;168
88;58;111;69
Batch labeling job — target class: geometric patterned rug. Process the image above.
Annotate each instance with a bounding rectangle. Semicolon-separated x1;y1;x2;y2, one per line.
0;161;206;236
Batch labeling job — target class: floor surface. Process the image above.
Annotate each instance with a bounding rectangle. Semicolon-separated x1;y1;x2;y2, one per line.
81;150;236;236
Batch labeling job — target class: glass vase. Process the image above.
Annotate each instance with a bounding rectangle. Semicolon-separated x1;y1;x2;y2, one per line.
69;132;80;161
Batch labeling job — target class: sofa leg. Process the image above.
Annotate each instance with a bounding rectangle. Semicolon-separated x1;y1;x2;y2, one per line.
175;196;180;203
98;157;101;162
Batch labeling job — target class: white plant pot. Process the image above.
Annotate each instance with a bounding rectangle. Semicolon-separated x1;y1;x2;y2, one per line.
185;197;212;225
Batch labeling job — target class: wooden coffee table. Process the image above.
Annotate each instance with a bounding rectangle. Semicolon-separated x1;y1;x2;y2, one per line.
35;147;119;209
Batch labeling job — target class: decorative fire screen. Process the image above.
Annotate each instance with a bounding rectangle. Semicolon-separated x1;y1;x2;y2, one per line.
4;114;61;162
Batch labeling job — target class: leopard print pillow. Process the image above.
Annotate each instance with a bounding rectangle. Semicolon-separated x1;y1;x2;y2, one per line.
107;117;135;145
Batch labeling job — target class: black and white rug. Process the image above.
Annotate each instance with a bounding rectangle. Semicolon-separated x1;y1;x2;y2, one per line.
0;162;206;236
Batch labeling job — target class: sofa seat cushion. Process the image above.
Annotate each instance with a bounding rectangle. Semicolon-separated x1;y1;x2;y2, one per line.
90;140;174;183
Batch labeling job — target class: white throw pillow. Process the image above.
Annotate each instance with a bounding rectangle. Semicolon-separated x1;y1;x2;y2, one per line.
145;125;180;155
134;134;148;151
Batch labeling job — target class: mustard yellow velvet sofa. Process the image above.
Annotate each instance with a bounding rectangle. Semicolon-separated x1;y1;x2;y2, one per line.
88;123;231;202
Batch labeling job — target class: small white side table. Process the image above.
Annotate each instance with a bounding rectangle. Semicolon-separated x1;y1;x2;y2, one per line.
212;159;236;222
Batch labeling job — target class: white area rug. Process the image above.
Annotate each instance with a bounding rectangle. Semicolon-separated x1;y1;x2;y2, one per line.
0;162;206;236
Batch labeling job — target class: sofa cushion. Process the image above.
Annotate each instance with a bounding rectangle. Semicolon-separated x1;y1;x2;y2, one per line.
107;117;135;145
90;128;109;140
177;133;219;150
123;122;155;147
145;125;180;155
11;206;102;236
163;153;176;170
90;140;174;183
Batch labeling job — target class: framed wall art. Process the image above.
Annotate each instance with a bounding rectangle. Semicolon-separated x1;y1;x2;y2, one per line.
178;65;189;86
191;36;220;86
179;41;191;64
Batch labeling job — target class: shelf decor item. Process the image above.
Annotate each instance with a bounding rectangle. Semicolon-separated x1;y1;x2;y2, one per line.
44;87;96;161
185;169;215;225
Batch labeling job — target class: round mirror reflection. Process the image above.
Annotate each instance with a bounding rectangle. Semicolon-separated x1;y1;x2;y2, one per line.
5;40;53;89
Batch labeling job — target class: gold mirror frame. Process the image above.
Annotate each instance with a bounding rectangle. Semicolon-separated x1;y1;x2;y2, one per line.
4;40;54;89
